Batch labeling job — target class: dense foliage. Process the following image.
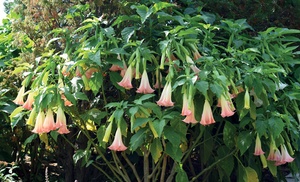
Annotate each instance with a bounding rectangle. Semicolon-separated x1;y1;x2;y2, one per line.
0;0;300;181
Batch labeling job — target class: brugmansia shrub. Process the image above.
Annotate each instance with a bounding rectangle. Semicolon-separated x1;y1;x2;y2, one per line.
10;1;300;181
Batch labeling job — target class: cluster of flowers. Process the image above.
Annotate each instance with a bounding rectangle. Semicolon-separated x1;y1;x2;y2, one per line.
254;135;294;166
13;86;70;134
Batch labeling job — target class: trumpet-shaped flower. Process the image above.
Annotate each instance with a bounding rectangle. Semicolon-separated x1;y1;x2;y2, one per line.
244;89;250;109
13;86;25;105
181;93;192;116
136;70;155;94
56;106;70;134
254;134;264;156
108;127;127;151
193;50;202;60
32;110;45;134
280;144;294;163
157;81;174;107
220;95;235;118
23;92;35;110
118;64;133;89
200;100;215;126
183;102;198;124
43;108;56;133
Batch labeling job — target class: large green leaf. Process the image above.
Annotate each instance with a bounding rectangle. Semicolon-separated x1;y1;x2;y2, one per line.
89;72;103;95
268;117;284;138
223;121;236;149
150;138;163;163
132;5;153;24
164;126;181;147
237;131;253;155
130;128;147;151
121;26;135;43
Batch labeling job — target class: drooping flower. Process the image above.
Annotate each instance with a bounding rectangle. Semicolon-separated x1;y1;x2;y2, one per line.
181;93;192;116
108;127;127;151
118;64;133;89
109;64;123;72
43;108;57;133
267;141;280;161
186;55;200;74
183;102;198;124
136;70;155;94
85;68;98;79
220;95;235;118
193;50;202;60
103;121;113;143
157;81;174;107
254;134;265;156
60;93;73;107
279;144;294;163
23;91;35;110
56;106;70;134
26;109;37;126
200;100;215;126
244;88;250;109
13;86;25;105
154;70;163;89
274;149;285;166
32;110;45;134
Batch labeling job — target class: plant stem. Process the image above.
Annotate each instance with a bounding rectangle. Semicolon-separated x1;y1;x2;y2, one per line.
122;152;141;182
190;149;237;182
159;155;167;182
142;146;150;182
165;162;177;182
112;151;131;182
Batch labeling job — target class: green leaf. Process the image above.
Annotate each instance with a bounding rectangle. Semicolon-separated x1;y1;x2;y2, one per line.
200;11;216;24
89;72;103;95
134;94;155;105
121;26;135;43
175;167;189;182
217;146;234;177
164;126;181;147
152;119;166;137
109;71;125;93
267;160;277;177
223;121;236;149
132;5;153;24
24;134;37;146
50;131;59;142
130;128;147;151
237;131;253;155
151;2;175;14
132;118;151;131
150;138;163;163
243;167;259;182
73;149;85;164
74;92;89;101
166;142;182;162
97;125;106;147
268;117;284;138
210;83;224;98
88;50;101;66
255;118;268;136
195;80;209;96
112;15;140;26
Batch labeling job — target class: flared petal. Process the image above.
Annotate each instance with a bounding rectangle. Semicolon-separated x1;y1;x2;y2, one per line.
136;70;155;94
108;128;127;151
200;100;215;126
